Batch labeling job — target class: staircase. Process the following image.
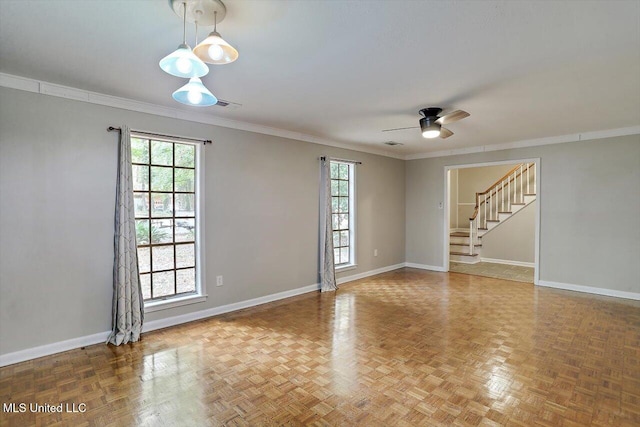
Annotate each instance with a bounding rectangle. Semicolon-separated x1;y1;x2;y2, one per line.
450;163;536;264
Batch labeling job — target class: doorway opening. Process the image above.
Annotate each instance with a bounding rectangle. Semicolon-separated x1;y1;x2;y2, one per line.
444;159;540;284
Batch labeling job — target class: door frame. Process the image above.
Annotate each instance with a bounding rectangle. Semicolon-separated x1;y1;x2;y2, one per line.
443;158;541;285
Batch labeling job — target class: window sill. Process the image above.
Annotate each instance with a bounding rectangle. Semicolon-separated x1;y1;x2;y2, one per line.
144;294;208;313
336;264;357;273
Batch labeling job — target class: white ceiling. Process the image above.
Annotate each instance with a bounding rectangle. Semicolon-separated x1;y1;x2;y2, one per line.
1;0;639;156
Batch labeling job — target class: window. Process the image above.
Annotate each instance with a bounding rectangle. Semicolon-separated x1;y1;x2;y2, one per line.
131;136;203;308
330;161;355;268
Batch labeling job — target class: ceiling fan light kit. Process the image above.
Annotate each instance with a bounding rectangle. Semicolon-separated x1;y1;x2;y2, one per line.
382;107;470;140
161;0;238;106
420;116;441;139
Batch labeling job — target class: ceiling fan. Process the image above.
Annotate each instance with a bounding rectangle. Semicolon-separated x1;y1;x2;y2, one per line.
382;108;470;139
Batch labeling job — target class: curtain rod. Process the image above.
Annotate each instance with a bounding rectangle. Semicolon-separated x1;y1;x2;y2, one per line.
107;127;212;145
320;156;362;165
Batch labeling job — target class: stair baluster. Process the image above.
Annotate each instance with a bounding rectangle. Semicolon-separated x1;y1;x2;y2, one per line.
508;175;511;212
491;191;493;221
484;194;487;229
475;217;478;247
520;165;524;203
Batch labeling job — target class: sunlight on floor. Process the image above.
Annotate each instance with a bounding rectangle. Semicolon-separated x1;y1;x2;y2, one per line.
449;261;534;283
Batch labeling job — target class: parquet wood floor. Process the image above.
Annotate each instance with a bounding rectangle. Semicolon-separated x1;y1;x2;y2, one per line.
1;268;639;426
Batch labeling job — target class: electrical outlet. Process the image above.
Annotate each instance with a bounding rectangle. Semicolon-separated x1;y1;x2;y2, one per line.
374;249;378;257
216;275;223;287
438;202;443;210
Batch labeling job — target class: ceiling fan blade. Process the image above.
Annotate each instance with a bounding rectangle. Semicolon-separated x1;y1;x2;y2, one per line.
435;110;470;125
381;126;420;132
439;128;453;139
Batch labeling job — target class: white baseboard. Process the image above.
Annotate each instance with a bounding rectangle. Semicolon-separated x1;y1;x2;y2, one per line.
0;331;110;368
404;262;447;272
537;280;640;301
337;263;405;284
0;263;405;367
480;257;535;268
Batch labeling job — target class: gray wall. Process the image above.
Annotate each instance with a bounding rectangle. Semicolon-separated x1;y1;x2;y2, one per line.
457;164;515;202
406;134;640;293
481;201;536;264
0;87;405;355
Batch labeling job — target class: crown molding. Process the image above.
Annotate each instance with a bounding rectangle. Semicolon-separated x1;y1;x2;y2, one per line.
2;72;638;162
0;72;405;160
404;125;640;160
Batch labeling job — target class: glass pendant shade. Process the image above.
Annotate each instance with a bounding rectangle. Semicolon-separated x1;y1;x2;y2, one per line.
172;77;218;106
194;31;239;64
420;117;441;139
159;44;210;78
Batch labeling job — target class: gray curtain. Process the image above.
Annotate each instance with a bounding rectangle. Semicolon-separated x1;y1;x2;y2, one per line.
107;125;144;345
320;157;338;292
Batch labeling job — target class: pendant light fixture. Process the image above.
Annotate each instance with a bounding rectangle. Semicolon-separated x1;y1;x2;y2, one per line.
171;13;217;106
160;2;209;78
172;77;218;106
162;0;238;107
194;11;239;64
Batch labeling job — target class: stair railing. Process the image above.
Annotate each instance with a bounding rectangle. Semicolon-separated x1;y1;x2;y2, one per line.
467;162;536;255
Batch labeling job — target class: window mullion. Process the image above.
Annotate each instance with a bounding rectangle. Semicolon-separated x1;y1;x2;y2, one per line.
147;138;154;299
172;142;178;296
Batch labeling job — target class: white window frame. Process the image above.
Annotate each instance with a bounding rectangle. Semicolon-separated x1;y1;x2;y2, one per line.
331;160;357;271
130;133;207;313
